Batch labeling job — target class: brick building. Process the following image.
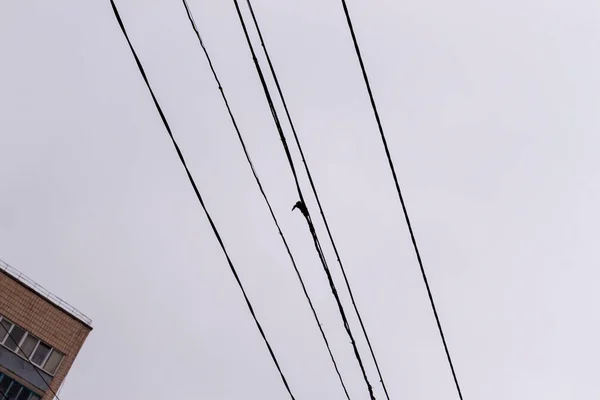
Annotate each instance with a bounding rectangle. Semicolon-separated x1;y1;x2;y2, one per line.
0;259;92;399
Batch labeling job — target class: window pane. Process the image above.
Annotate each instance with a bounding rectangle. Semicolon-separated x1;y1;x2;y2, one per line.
5;382;22;400
30;342;50;366
27;393;40;400
18;334;38;359
0;375;11;396
4;326;25;352
43;350;64;375
0;319;13;343
16;387;32;400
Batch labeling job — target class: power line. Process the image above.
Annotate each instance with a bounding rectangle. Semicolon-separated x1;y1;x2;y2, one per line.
180;1;351;399
0;320;60;400
109;1;296;398
241;1;392;399
231;1;376;399
337;1;464;399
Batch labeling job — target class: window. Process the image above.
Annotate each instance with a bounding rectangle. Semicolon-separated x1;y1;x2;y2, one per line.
4;326;25;352
18;334;38;359
0;375;11;395
0;318;12;343
43;350;64;375
0;316;64;376
30;342;50;367
4;381;22;400
0;374;40;400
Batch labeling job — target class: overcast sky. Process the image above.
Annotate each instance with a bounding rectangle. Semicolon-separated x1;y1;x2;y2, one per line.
1;0;600;398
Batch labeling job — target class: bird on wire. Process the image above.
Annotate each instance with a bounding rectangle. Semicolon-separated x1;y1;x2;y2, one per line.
292;200;309;219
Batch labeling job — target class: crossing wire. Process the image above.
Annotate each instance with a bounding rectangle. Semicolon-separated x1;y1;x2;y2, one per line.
180;1;351;398
241;0;393;398
231;0;377;398
110;1;296;398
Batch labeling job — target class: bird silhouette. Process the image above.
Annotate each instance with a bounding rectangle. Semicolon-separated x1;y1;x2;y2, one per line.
292;200;309;218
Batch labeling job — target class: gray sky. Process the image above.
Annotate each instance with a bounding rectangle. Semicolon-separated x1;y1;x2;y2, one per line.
1;0;600;398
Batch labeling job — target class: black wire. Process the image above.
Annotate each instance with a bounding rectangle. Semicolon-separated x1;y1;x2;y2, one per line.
230;1;376;399
241;1;392;398
109;1;296;398
180;1;351;399
0;321;59;400
337;1;464;399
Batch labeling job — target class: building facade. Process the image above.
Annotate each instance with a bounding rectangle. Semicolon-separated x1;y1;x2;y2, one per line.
0;260;92;400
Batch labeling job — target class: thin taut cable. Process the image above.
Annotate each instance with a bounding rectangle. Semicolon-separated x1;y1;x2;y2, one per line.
242;1;392;398
180;1;351;399
109;1;295;398
231;1;376;399
337;1;464;399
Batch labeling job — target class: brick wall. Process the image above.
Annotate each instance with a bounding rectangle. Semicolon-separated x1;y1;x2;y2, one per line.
0;270;91;399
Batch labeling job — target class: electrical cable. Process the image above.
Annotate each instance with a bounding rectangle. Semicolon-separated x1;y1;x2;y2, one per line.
109;1;296;398
337;1;464;398
231;1;376;398
180;1;351;398
0;320;59;400
241;1;392;398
